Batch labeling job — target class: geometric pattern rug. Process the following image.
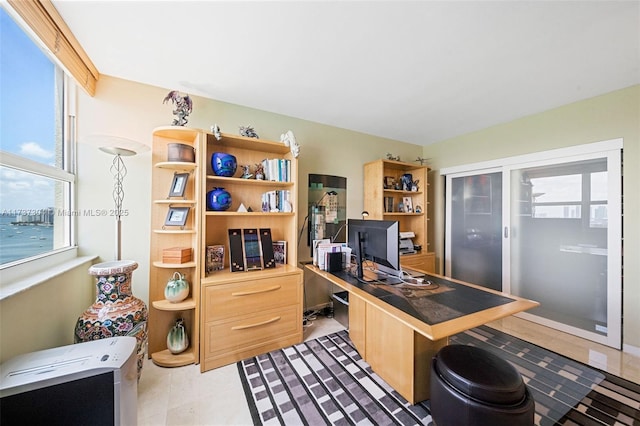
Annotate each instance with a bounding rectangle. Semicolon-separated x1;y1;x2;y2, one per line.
238;326;640;425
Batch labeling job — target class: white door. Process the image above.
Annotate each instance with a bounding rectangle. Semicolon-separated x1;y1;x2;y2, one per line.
444;139;622;348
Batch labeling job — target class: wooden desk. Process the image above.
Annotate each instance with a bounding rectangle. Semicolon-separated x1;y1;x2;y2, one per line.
305;264;539;403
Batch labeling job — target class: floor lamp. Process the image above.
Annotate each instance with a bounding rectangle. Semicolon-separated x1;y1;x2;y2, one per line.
99;146;136;260
87;134;148;261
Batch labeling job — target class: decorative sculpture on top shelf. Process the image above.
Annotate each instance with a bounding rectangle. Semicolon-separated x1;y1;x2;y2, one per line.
163;90;193;126
211;124;222;140
239;125;259;138
386;153;400;161
281;130;300;158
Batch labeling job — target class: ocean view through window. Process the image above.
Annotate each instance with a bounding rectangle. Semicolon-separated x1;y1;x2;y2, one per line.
0;6;76;268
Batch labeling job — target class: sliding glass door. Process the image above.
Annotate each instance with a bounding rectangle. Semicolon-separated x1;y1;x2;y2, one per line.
445;140;622;348
447;171;503;291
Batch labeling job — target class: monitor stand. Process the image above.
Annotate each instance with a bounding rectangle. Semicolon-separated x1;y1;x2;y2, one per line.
361;267;403;285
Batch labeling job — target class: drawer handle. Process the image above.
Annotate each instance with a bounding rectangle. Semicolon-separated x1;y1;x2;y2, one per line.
232;285;281;297
231;316;281;330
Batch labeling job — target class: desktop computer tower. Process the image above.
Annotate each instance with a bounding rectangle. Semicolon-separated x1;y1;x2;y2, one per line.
0;336;137;426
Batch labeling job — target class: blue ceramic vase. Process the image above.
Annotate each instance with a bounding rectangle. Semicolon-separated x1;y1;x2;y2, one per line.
207;187;232;211
211;152;237;177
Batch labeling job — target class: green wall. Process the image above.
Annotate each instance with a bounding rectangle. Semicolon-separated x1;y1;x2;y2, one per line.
423;85;639;350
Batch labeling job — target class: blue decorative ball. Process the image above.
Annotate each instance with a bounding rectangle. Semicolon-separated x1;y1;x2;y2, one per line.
211;152;237;177
207;188;231;211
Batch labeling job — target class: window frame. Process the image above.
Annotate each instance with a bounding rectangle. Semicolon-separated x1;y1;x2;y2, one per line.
0;25;78;290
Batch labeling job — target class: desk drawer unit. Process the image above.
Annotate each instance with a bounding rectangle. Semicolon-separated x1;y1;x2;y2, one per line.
202;271;303;372
204;275;299;322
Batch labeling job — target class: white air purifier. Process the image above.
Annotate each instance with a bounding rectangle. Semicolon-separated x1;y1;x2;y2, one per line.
0;336;137;426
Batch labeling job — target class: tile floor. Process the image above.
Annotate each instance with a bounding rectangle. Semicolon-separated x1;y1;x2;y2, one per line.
137;315;640;425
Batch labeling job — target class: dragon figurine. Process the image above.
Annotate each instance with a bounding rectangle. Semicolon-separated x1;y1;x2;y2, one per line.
163;90;193;126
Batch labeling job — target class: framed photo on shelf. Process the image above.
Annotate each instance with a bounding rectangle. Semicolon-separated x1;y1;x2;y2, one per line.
206;245;224;274
168;172;189;198
383;176;395;189
164;207;189;227
273;240;287;265
402;196;413;213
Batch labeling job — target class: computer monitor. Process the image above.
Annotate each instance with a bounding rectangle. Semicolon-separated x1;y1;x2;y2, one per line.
347;218;401;283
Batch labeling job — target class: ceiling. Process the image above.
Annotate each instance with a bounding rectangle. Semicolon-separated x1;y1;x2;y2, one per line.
52;1;639;146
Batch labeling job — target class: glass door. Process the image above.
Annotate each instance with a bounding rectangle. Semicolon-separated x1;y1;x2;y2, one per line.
505;152;621;348
444;140;622;348
446;171;503;291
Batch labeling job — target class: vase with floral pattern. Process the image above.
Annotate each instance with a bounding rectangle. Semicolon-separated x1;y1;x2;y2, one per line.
74;260;148;379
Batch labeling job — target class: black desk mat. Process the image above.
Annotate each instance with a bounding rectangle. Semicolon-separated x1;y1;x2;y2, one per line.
331;271;514;325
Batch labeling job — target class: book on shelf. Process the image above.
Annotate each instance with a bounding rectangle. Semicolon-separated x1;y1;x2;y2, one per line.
261;158;291;182
261;190;291;212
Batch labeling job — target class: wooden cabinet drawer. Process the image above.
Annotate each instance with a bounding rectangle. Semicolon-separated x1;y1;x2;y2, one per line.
205;305;300;356
204;274;301;322
400;252;435;273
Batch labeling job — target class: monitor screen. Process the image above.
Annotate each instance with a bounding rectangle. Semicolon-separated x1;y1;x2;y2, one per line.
347;219;400;281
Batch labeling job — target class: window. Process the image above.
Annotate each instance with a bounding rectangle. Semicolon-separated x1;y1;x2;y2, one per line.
528;159;608;228
0;7;76;269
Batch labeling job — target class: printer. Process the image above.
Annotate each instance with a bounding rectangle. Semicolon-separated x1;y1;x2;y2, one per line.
0;336;137;426
399;231;418;255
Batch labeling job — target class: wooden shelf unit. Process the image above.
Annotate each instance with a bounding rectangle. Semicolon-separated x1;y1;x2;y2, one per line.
148;126;201;367
200;132;303;372
363;159;434;272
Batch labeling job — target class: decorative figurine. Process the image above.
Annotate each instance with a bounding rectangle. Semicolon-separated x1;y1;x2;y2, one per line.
386;153;400;161
211;124;222;141
281;130;300;158
254;162;265;180
239;125;259;138
163;90;193;126
241;165;253;179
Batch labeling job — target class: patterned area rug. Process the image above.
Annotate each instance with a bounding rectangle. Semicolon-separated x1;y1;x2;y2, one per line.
238;326;640;425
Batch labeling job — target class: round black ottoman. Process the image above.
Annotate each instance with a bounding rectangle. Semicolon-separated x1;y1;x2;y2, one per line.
430;344;535;426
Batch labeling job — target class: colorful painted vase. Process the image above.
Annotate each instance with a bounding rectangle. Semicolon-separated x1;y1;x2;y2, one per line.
164;271;189;303
207;187;232;211
211;152;237;177
74;260;148;380
167;318;189;354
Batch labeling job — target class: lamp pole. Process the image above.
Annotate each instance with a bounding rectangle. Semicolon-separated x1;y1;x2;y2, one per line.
99;146;136;260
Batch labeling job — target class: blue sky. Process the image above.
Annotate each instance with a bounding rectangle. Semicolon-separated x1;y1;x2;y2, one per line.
1;7;57;211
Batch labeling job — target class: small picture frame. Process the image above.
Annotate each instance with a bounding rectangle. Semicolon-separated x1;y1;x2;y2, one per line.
384;176;395;189
402;196;413;213
164;207;190;227
206;245;225;274
168;173;189;198
273;240;287;265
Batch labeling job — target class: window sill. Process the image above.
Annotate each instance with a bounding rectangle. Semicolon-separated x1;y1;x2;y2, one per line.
0;254;98;301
